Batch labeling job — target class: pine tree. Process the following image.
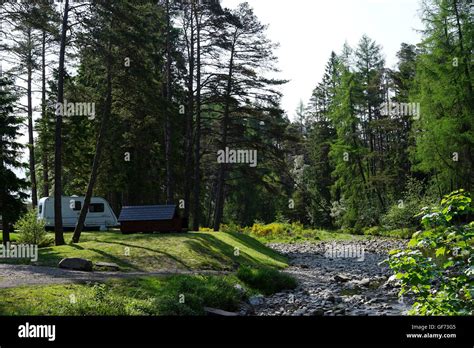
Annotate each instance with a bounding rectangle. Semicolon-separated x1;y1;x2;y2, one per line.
0;76;27;243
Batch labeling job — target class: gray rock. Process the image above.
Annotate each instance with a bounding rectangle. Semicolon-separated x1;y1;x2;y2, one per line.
233;284;246;294
334;274;351;283
310;308;324;316
59;258;93;272
204;307;239;316
249;295;265;306
293;308;307;316
94;262;120;271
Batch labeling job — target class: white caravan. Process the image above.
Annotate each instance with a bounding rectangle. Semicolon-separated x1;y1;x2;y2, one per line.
38;196;119;231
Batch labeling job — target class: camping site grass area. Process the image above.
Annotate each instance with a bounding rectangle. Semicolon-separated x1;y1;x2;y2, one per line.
0;230;298;315
0;231;288;271
0;267;297;315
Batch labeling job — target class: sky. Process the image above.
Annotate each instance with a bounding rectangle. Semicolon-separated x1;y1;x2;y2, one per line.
221;0;424;119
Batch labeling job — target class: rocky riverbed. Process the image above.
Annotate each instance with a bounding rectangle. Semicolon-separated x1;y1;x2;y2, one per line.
241;238;411;316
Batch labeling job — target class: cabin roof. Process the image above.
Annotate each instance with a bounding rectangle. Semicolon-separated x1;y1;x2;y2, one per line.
118;205;177;222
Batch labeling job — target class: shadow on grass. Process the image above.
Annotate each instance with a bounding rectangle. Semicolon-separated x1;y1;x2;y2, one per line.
95;240;192;271
88;248;141;271
184;232;288;270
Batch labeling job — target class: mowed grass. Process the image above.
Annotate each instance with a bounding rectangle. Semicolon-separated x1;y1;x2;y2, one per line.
0;232;19;243
0;275;244;315
0;231;288;271
0;270;299;316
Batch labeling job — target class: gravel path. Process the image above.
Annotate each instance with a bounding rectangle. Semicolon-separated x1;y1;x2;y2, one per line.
0;264;228;288
244;238;411;316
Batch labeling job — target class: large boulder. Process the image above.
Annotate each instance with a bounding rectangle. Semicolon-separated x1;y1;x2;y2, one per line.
58;258;93;272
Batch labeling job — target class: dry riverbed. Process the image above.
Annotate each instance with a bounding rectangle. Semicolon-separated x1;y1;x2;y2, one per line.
241;238;411;316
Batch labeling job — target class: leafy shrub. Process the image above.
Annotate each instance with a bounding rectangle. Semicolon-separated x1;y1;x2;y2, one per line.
14;210;52;247
386;190;474;315
363;226;382;236
220;222;245;234
382;200;419;231
199;227;214;232
382;177;437;231
237;266;297;295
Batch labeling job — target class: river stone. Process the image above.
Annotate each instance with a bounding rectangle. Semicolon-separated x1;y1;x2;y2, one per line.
334;274;351;283
59;258;93;272
249;295;265;306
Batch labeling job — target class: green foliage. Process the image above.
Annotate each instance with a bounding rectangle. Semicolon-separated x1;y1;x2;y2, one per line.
411;0;474;196
363;226;382;236
14;210;52;247
58;283;157;316
386;190;474;315
0;76;28;235
237;266;297;295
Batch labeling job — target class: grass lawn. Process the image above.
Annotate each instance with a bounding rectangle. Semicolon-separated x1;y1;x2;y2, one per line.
0;275;243;315
0;269;298;315
0;231;288;271
0;232;19;243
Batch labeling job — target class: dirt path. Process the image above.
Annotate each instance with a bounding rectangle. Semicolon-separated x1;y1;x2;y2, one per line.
246;238;412;316
0;264;228;288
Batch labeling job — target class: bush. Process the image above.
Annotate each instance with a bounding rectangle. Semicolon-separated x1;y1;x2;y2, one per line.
386;190;474;315
220;222;244;234
14;210;52;247
363;226;382;236
237;266;297;295
199;227;214;232
382;177;437;231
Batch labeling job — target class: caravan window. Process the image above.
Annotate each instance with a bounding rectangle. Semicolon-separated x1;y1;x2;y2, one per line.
39;204;43;214
89;203;105;213
72;201;82;211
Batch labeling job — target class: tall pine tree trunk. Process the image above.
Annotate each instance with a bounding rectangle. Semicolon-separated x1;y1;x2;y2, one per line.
27;29;38;208
213;32;237;231
0;147;9;245
192;7;201;231
184;11;194;223
54;0;70;246
41;30;49;198
72;50;112;244
164;0;174;204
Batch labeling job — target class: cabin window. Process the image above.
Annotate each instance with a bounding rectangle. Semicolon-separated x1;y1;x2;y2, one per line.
39;204;43;214
89;203;105;213
72;201;82;211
